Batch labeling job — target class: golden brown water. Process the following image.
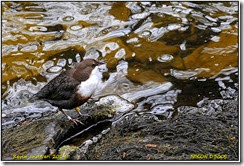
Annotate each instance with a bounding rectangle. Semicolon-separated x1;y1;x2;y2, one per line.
1;2;239;121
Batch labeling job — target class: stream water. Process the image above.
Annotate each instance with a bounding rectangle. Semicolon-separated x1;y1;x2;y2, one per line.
2;2;239;130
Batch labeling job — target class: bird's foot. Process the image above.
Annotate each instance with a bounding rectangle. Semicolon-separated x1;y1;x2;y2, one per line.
68;117;84;126
75;107;92;118
80;113;92;119
59;108;85;126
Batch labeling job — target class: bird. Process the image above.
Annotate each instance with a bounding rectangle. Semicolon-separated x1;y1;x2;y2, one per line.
30;59;105;125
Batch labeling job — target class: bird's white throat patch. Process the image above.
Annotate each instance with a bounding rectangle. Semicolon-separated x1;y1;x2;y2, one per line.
77;66;103;97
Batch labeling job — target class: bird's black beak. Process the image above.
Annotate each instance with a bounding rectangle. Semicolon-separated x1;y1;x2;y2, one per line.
97;60;108;72
97;60;105;65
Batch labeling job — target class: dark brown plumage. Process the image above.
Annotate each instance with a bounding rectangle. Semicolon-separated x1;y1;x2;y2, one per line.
31;59;104;125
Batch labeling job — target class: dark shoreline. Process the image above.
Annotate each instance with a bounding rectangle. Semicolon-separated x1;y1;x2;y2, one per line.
2;97;239;161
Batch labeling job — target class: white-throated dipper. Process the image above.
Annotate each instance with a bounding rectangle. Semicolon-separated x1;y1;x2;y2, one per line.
31;59;105;125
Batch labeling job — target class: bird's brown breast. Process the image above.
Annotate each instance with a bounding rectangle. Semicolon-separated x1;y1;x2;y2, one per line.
75;91;91;106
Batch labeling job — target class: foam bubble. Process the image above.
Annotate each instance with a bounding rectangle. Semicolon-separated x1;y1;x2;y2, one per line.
157;54;174;63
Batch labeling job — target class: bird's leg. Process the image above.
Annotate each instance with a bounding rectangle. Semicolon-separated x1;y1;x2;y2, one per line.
75;107;82;116
59;109;84;125
75;107;91;118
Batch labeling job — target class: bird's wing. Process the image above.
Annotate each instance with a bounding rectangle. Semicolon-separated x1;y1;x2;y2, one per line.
33;71;80;101
49;75;80;100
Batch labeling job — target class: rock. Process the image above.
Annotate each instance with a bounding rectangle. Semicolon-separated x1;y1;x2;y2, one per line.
2;93;238;161
85;99;238;161
1;101;120;161
58;145;79;160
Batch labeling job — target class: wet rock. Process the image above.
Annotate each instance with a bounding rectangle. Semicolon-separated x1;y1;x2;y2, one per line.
1;102;117;161
64;128;111;160
2;93;238;161
85;99;238;161
97;95;134;113
58;145;79;160
2;101;57;130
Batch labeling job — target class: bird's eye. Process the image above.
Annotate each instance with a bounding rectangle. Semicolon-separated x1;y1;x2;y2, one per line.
92;63;96;67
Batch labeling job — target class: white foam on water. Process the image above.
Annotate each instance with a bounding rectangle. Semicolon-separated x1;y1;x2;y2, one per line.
157;54;174;63
121;82;173;102
170;68;210;80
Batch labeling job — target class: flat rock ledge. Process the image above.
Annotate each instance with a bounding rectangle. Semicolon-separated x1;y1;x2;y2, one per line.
2;101;117;161
84;99;239;161
2;98;239;161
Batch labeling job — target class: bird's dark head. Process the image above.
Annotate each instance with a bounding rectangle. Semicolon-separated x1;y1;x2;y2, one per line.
76;59;104;70
83;59;104;67
73;59;106;82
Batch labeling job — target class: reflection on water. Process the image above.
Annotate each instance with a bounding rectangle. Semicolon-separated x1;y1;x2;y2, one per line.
1;2;239;126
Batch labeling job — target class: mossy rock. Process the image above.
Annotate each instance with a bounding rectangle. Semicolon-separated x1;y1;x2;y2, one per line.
2;103;115;161
86;99;239;161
